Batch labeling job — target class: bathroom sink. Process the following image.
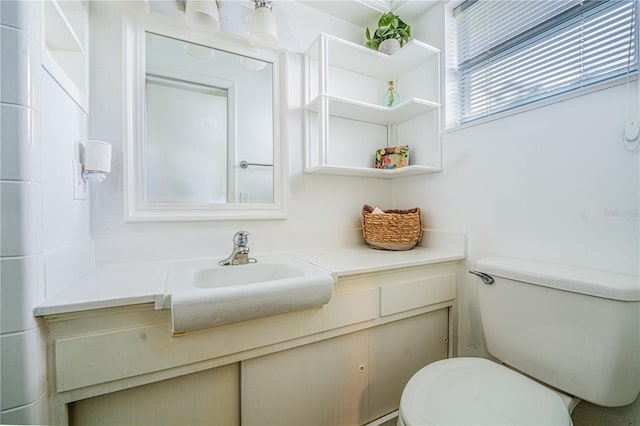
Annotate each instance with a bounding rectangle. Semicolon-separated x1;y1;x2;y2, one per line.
161;255;335;333
193;263;304;288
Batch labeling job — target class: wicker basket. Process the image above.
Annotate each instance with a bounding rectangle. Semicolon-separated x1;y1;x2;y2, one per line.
361;205;423;250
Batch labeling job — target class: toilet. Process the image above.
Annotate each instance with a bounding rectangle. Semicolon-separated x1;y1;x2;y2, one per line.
398;257;640;426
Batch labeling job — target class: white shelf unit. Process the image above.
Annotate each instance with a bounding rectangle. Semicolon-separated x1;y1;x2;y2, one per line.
303;33;442;179
42;0;88;111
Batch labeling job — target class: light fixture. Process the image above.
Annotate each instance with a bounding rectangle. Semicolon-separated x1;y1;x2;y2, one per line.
185;0;221;33
240;56;267;71
249;0;278;48
82;140;112;184
184;42;215;59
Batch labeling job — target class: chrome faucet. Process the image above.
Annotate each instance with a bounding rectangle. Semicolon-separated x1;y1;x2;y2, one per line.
218;231;257;266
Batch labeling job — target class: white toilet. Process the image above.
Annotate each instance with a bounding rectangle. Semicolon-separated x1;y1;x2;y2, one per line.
398;257;640;426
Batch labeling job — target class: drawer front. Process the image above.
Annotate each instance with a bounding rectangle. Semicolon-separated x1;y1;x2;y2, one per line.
380;273;456;316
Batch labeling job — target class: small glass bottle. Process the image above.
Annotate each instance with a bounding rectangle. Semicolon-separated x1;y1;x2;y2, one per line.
383;80;400;107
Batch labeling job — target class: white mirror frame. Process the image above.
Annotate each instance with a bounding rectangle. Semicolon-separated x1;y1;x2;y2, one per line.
123;17;288;221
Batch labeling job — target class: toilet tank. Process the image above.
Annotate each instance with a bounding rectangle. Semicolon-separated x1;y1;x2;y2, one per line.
474;257;640;407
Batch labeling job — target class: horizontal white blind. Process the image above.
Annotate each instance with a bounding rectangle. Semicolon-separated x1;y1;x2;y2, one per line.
456;0;637;123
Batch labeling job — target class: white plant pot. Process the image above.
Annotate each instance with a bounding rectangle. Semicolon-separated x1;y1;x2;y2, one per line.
378;38;401;55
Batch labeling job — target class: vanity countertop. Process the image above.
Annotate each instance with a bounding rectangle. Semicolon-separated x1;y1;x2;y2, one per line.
35;245;465;316
295;246;464;277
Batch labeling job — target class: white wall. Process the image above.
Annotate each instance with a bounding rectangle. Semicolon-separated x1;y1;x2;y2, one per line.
89;1;391;263
41;71;92;257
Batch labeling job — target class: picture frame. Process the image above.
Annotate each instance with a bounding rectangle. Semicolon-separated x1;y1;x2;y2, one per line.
375;145;409;169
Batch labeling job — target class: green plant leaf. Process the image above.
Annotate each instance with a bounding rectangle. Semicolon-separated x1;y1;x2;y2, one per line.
365;39;380;50
365;11;411;48
376;26;391;38
379;12;396;26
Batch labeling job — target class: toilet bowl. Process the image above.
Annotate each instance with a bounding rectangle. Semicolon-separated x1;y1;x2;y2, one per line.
397;358;573;426
397;257;640;426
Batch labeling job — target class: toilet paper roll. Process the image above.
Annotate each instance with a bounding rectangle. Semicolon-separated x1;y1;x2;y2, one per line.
84;140;112;173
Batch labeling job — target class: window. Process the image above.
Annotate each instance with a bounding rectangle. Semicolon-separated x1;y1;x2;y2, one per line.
455;0;638;124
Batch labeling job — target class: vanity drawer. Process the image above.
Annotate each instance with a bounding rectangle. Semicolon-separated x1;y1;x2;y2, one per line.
380;273;456;316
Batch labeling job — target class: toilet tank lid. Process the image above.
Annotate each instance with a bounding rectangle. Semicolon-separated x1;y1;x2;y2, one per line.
475;257;640;302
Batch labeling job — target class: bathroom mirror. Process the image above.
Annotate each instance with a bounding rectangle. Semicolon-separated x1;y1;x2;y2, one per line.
124;19;287;221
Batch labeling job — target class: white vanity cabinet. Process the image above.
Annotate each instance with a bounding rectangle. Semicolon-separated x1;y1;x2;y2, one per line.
43;261;459;426
242;310;449;426
303;33;442;178
68;364;240;426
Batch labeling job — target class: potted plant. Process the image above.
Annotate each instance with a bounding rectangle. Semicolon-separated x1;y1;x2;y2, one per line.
365;12;412;54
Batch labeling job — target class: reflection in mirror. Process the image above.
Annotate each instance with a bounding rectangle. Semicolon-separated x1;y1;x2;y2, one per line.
146;75;228;203
145;32;274;205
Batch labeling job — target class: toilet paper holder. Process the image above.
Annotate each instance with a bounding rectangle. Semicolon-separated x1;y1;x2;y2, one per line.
82;140;112;183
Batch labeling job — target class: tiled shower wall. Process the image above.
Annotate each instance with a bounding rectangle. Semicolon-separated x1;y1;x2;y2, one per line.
0;1;48;423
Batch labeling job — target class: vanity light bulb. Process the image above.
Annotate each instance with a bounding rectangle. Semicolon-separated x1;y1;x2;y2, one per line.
186;0;221;33
250;4;278;48
240;56;267;71
184;42;215;59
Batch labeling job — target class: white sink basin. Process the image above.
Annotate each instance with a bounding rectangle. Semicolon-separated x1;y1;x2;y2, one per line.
163;255;335;333
193;263;305;288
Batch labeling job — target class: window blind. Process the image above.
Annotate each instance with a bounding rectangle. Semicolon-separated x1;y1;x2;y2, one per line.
455;0;637;124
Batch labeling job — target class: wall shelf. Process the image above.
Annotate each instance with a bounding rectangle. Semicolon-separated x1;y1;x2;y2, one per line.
305;164;442;179
305;95;440;126
305;33;440;82
42;0;88;111
44;0;83;51
303;33;443;178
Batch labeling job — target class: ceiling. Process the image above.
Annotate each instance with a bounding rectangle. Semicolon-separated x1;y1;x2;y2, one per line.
297;0;440;27
149;0;440;29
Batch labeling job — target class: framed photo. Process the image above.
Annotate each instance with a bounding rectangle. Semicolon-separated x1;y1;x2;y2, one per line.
375;145;409;170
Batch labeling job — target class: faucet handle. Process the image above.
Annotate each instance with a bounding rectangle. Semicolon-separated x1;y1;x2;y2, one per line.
233;231;250;247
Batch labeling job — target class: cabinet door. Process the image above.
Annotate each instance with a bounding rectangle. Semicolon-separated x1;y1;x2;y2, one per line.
369;309;449;421
241;330;370;426
68;363;239;426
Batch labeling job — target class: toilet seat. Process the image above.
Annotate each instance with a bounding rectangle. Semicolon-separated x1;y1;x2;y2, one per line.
399;357;572;426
